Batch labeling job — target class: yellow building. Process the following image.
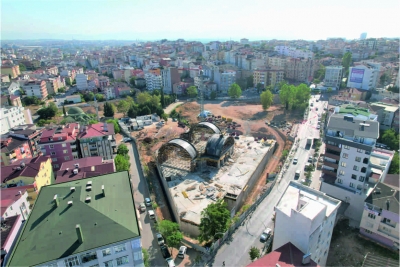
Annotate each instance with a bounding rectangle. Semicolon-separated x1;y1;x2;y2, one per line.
1;156;54;192
1;65;20;79
253;67;285;88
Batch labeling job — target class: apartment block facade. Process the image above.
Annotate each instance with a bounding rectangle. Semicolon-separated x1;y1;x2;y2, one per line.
285;58;315;83
1;65;20;79
273;181;341;266
77;123;116;160
253;68;284;88
324;66;343;90
1;186;32;220
22;80;48;100
7;124;44;158
0;106;31;135
161;67;180;94
370;102;399;132
144;73;162;91
76;73;88;90
347;63;380;90
219;71;236;94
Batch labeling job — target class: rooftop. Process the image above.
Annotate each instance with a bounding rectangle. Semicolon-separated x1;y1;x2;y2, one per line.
370;102;399;112
327;114;379;139
276;181;341;220
337;104;371;117
39;123;80;143
7;171;139;267
1;185;33;216
0;137;28;153
365;182;399;214
1;156;51;184
160;136;276;225
77;122;115;139
1;215;21;250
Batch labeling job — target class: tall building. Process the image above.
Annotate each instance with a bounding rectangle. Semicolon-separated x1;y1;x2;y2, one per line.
77;122;116;160
144;73;162;91
253;67;284;88
285;58;315;83
1;186;32;220
324;66;343;90
22;80;48;100
320;114;394;225
219;71;236;94
0;106;32;135
347;63;380;90
273;181;341;267
75;73;88;90
5;172;144;267
360;32;367;40
161;67;180;94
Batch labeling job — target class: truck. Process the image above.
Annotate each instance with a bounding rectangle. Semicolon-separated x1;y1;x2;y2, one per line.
306;138;313;149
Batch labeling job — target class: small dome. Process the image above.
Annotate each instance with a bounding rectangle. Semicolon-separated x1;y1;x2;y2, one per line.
68;107;85;115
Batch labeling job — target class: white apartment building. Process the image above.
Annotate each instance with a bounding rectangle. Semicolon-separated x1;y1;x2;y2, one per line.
1;106;32;135
320;114;394;225
324;66;343;90
347;63;380;90
144;73;162;91
75;73;88;90
274;46;314;59
1;187;32;221
104;86;116;100
219;71;236;94
22;80;48;100
161;67;180;94
370;102;399;131
1;82;21;96
273;181;341;267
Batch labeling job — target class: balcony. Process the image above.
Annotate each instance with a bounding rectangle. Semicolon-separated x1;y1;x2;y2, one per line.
322;169;337;177
325;152;340;161
326;144;341;152
323;159;338;169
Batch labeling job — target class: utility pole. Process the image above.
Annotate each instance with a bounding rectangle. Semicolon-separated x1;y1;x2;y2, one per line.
199;70;205;119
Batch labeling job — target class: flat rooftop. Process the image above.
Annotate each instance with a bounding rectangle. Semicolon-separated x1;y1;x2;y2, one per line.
160;136;276;225
276;181;341;220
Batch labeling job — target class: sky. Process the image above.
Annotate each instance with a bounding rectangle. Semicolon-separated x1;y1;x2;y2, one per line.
1;0;399;41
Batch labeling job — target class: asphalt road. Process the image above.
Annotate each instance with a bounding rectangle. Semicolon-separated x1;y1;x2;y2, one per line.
211;95;328;266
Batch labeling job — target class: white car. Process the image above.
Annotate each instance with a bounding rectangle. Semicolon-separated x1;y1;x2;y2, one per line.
293;158;298;164
166;258;176;267
177;246;187;258
316;125;321;129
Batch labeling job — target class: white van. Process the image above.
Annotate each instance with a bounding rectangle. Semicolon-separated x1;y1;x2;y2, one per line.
148;210;155;219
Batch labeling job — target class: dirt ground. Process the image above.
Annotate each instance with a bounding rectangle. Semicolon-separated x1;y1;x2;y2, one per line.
327;219;399;267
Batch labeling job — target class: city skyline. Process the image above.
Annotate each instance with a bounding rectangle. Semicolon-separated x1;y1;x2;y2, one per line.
2;0;399;41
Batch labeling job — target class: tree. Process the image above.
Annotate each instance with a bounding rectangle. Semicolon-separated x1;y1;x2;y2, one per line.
106;119;120;134
381;129;399;150
19;63;27;71
246;75;254;88
88;119;98;124
380;73;390;86
210;91;217;100
157;220;183;255
327;87;333;94
127;105;138;118
388;152;399;174
129;76;136;87
249;247;260;261
142;248;150;267
117;143;129;156
198;199;230;242
103;102;115;117
387;86;399;93
62;105;67;116
114;154;130;172
228;83;242;98
137;92;152;105
117;100;130;117
342;52;352;76
83;92;95;102
150;95;161;107
260;90;273;110
186;86;198;98
256;83;264;94
313;79;320;84
139;105;151;116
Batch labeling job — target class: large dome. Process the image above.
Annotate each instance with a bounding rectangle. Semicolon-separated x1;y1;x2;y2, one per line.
68;107;85;115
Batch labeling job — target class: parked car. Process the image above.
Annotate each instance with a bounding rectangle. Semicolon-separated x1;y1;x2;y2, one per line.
295;170;301;179
160;245;171;258
139;202;146;212
260;228;272;242
308;156;313;163
148;210;155;219
145;197;152;206
177;246;187;258
123;137;131;142
166;258;176;267
293;158;298;164
316;125;321;129
156;233;165;246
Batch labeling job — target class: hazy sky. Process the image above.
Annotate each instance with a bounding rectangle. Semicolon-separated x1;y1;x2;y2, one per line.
2;0;399;41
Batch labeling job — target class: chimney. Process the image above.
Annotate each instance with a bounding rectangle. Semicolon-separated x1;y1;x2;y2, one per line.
386;200;390;210
102;185;105;197
53;194;59;207
76;224;84;243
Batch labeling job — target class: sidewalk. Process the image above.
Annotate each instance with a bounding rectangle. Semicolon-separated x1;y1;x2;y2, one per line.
309;143;325;191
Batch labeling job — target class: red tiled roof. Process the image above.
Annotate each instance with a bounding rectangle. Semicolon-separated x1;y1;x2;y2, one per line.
1;185;34;216
77;123;114;139
1;156;51;183
247;242;319;267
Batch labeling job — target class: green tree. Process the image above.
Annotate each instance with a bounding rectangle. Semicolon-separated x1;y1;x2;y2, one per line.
117;143;129;155
198;199;230;242
117;100;130;117
142;248;150;267
186;86;198;98
88;119;98;124
114;154;130;172
387;86;399;93
127;105;138;118
313;79;320;84
210;91;217;100
137;92;152;105
84;92;95;102
139;105;151;116
228;83;242;98
150;95;161;107
256;83;264;94
19;63;27;71
106;119;120;134
260;90;273;110
129;76;136;87
327;87;333;94
58;87;66;93
157;220;184;255
249;247;260;261
381;129;399;150
103;102;115;117
342;52;352;76
388;152;399;174
246;75;254;88
380;73;390;86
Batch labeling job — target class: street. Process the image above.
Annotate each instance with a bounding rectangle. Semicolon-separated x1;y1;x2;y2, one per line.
210;95;328;266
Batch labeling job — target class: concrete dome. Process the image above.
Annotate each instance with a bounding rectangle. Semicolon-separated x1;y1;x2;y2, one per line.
68;107;85;115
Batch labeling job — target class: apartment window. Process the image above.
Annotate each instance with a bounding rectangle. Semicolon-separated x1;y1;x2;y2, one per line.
339;170;345;176
353;165;359;171
62;143;67;147
337;178;343;184
355;157;361;162
65;156;70;160
116;256;129;266
368;213;376;219
344;145;350;150
131;238;141;249
382;226;392;233
133;251;142;261
104;260;113;267
63;150;68;154
53;164;59;168
58;137;63;140
52;158;57;162
341;162;346;167
50;145;54;149
51;152;56;155
357;185;363;190
359;176;365;182
364;229;373;234
64;256;80;267
342;153;348;159
349;182;354;188
351;174;357;180
357;149;364;153
102;248;112;257
114;244;126;253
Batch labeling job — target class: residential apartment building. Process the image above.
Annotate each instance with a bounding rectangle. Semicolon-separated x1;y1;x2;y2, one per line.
347;63;380;90
360;181;399;250
1;82;21;96
76;73;88;90
1;156;54;191
38;123;80;170
285;58;315;83
324;66;343;90
253;67;284;88
22;80;48;100
370;102;399;132
104;86;116;100
0;106;32;135
98;76;110;89
77;123;116;160
144;73;162;91
1;186;32;220
1;137;32;166
1;65;20;79
6;172;144;267
161;67;180;94
45;66;59;76
274;46;314;59
7;124;44;158
0;215;24;267
320;114;394;225
268;57;286;69
219;71;236;94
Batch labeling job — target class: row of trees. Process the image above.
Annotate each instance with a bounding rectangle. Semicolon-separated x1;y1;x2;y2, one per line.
279;83;311;111
115;144;130;172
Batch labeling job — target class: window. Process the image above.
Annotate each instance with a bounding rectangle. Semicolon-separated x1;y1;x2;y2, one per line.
353;165;359;171
62;143;67;147
337;178;343;184
131;238;141;249
339;170;345;176
58;137;63;140
51;152;56;155
52;158;57;162
114;244;126;253
50;145;54;149
344;145;350;150
63;150;68;154
382;226;392;233
65;156;70;160
10;206;13;211
64;256;80;267
357;185;362;190
102;248;112;257
104;260;113;267
349;182;354;188
359;176;365;182
53;164;59;168
133;251;142;261
351;174;357;180
364;229;373;234
386;219;391;223
355;157;361;162
368;213;376;219
357;149;364;153
341;162;346;167
116;256;129;266
342;153;348;159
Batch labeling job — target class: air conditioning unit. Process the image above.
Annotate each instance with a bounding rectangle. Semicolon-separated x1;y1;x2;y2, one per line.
70;187;76;192
86;186;92;191
86;181;92;186
73;169;78;175
68;201;73;205
74;163;79;168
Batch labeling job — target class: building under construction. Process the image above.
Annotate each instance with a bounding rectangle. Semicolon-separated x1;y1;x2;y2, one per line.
156;122;277;237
